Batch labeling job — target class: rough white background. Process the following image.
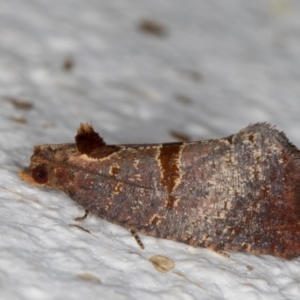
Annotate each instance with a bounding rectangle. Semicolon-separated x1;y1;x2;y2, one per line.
1;0;300;299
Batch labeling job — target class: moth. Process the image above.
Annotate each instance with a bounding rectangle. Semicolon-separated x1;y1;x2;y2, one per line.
19;123;300;259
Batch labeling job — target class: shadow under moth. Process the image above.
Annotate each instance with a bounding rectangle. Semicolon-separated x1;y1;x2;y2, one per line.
19;123;300;259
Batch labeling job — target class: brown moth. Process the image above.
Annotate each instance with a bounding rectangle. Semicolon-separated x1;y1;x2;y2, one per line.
19;123;300;259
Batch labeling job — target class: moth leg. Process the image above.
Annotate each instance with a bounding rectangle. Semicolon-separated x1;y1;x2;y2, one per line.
212;249;230;258
130;229;144;249
217;251;230;258
75;209;89;221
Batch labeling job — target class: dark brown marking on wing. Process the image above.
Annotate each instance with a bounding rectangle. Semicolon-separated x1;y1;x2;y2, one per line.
75;123;106;156
75;123;123;159
158;144;182;208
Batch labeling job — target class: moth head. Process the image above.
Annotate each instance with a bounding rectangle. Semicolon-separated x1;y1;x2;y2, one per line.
19;144;74;190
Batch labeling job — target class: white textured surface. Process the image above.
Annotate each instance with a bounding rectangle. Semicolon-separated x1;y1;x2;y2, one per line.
1;1;300;299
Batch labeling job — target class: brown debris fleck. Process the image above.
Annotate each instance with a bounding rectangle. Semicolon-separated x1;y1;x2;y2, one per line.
138;19;166;37
149;255;175;273
62;58;74;71
5;97;33;110
77;273;101;283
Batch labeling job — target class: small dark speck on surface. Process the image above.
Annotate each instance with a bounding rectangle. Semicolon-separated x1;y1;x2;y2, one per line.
4;97;33;110
62;58;74;72
138;19;167;37
246;265;254;271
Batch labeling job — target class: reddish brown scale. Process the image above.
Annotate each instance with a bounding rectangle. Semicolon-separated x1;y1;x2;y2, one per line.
19;123;300;259
110;165;120;177
158;144;181;208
